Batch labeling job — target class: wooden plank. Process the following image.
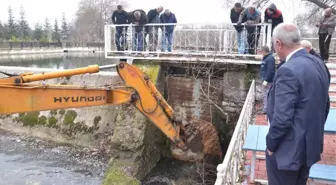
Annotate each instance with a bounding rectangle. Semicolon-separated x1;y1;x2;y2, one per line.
310;164;336;182
243;125;260;151
325;108;336;133
256;126;268;151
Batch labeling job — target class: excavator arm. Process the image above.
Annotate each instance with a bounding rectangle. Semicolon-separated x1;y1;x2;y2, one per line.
0;62;188;150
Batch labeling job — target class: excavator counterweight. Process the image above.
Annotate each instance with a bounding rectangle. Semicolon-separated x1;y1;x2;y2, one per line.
0;62;222;161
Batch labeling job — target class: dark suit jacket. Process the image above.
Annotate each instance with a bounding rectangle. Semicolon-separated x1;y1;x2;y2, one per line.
266;49;330;170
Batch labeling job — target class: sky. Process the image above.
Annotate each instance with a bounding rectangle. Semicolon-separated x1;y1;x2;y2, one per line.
0;0;304;27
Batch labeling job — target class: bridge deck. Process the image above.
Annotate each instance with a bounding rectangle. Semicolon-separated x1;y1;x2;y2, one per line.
106;52;263;64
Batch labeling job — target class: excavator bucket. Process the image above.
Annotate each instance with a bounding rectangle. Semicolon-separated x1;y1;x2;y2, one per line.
170;118;223;163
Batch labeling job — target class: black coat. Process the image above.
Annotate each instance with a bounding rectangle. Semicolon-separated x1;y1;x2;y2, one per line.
111;10;129;25
128;9;148;33
230;8;245;32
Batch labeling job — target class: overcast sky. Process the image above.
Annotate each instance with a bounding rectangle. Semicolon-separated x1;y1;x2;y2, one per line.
0;0;304;27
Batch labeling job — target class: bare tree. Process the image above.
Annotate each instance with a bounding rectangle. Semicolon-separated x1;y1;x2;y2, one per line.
72;0;127;42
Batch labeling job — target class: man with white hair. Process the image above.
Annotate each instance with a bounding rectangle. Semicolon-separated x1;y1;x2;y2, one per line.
316;7;336;62
265;23;330;185
301;40;322;60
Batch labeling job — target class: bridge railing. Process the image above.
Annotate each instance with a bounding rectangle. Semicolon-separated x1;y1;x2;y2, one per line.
104;23;272;58
214;80;255;185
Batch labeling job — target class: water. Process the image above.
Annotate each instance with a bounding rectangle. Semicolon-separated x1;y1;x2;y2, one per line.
0;52;118;70
0;130;108;185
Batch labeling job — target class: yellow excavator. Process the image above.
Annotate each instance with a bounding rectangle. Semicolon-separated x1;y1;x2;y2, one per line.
0;62;221;161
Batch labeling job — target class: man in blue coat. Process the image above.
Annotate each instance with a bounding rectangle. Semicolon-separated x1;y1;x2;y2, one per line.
160;9;177;52
259;45;275;114
266;23;330;185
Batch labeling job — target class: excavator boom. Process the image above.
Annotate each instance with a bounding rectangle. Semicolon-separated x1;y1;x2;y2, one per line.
0;62;222;161
0;62;186;150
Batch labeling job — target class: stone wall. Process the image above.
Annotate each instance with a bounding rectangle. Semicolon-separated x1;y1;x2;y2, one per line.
156;63;261;156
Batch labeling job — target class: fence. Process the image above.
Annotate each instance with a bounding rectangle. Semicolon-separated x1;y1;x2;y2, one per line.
104;23;273;57
214;80;255;185
0;41;104;50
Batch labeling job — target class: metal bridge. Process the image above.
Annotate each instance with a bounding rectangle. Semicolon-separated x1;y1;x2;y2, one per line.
104;23;336;64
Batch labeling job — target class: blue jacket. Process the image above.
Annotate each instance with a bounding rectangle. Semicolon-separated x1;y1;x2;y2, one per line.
160;13;177;33
260;53;275;82
266;49;330;170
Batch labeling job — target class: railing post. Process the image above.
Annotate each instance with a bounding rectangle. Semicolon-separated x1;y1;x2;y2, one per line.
104;25;108;58
266;23;272;49
262;24;266;47
223;30;228;54
219;25;222;52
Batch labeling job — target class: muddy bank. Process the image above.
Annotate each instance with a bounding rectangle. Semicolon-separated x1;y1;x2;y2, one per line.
0;129;109;185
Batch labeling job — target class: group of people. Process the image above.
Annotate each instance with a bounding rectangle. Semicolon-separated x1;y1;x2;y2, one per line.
111;5;177;52
230;3;284;54
231;3;336;62
256;8;333;185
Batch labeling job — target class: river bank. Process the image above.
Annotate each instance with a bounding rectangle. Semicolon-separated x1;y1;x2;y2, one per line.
0;129;109;185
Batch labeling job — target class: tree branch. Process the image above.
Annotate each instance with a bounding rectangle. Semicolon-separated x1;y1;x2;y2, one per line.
304;0;336;13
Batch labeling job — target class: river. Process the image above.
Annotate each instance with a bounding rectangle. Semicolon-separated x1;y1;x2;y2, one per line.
0;53;119;70
0;52;209;185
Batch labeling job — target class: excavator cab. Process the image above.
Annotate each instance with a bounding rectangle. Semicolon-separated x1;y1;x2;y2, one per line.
0;62;222;162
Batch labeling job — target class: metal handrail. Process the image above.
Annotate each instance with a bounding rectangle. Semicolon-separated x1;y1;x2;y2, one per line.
214;80;256;185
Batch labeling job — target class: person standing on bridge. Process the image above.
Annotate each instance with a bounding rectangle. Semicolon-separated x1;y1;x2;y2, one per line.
111;5;130;51
129;10;148;52
147;6;164;52
259;46;275;114
160;9;177;52
230;3;247;54
237;6;261;54
316;7;336;63
266;23;330;185
264;3;283;52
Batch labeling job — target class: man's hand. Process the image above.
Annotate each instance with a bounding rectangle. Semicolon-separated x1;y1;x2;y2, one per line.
267;19;272;23
267;149;273;156
262;80;268;86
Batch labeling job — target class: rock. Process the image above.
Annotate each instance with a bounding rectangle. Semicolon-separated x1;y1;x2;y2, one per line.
103;104;165;183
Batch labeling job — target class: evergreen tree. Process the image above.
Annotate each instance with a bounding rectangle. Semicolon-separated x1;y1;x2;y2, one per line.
44;17;52;41
53;19;60;42
61;13;68;40
19;5;30;40
0;22;4;40
7;6;18;40
33;23;43;41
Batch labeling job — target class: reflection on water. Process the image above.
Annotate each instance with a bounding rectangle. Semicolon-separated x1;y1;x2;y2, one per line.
0;53;119;70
